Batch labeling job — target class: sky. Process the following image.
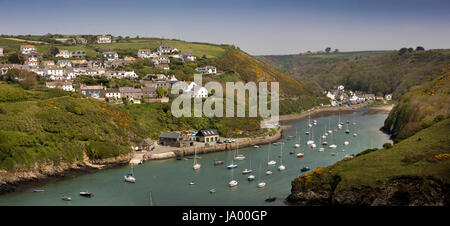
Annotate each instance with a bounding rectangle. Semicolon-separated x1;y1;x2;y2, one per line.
0;0;449;55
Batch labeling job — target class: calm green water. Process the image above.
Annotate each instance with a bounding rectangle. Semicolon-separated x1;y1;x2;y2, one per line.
0;108;390;206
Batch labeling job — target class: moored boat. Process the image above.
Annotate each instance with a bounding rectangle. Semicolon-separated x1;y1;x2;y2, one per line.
300;167;310;172
61;196;72;201
79;191;92;197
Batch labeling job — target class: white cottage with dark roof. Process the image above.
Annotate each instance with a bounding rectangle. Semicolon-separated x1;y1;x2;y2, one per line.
196;129;219;143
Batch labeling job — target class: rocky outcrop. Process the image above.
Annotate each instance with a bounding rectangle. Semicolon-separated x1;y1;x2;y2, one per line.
287;174;449;206
0;153;130;194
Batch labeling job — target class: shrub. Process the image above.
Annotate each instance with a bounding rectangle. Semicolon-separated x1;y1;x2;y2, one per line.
383;143;393;149
86;141;129;159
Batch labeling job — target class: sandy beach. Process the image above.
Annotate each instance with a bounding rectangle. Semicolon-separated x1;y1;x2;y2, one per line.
279;102;370;122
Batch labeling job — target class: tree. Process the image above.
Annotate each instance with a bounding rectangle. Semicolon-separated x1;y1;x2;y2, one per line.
3;69;39;89
325;47;331;53
156;87;165;98
7;52;21;64
47;45;59;56
398;48;408;55
334;49;339;53
416;46;425;51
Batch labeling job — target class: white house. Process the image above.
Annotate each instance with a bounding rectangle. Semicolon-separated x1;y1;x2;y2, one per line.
23;53;42;62
195;66;217;74
56;50;70;58
24;60;38;67
0;47;3;57
385;94;392;101
105;88;121;99
180;51;196;62
171;81;198;93
157;46;177;55
191;86;208;98
152;56;170;65
45;66;64;77
137;49;156;58
41;60;55;67
46;81;75;92
57;60;72;68
20;45;36;54
102;52;119;61
105;71;137;79
326;91;335;100
30;68;45;76
96;35;112;44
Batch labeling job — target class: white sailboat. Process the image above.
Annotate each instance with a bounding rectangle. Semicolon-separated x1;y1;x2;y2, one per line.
257;163;266;188
227;146;238;169
322;127;328;145
124;164;136;183
294;129;300;148
193;147;201;170
229;167;238;187
308;112;313;128
242;160;253;174
344;141;350;146
329;130;337;149
278;144;286;171
234;143;245;160
327;119;333;134
307;126;315;146
267;143;276;165
345;123;350;134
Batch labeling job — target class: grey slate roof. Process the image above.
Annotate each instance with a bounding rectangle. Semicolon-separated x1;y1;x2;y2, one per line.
196;129;219;137
160;132;181;139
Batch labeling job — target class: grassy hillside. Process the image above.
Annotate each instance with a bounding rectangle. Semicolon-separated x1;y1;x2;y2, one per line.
0;82;139;171
383;67;449;142
0;81;269;172
0;37;226;59
259;50;450;97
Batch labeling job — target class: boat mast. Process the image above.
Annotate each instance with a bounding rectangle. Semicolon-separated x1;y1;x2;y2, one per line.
280;144;283;165
149;192;153;206
194;147;197;165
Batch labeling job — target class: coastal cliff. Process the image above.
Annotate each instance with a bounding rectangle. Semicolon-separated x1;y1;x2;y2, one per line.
287;71;450;206
382;67;449;142
287;119;450;206
0;153;130;194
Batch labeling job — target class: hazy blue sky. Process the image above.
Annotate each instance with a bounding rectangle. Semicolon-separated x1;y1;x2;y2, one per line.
0;0;449;55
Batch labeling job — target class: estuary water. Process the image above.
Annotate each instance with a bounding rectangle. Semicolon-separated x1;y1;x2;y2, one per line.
0;107;391;206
